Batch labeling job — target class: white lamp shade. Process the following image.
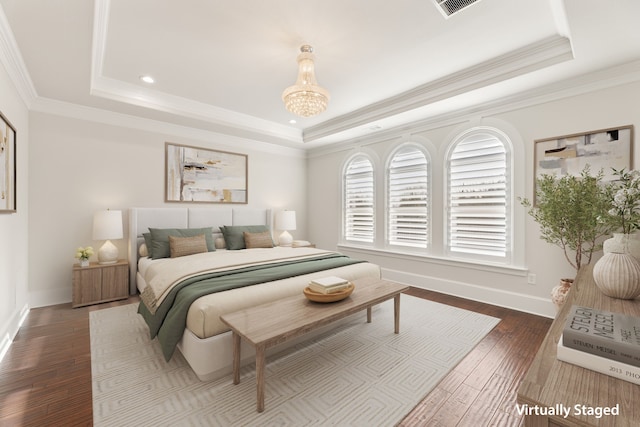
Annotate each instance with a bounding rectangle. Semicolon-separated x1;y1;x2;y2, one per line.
92;210;123;240
276;210;296;231
93;210;123;264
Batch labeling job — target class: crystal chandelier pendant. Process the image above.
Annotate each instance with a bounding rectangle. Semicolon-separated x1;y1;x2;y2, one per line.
282;45;330;118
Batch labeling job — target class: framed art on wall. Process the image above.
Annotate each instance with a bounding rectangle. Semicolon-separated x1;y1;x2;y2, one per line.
0;111;16;213
533;125;633;204
165;142;248;204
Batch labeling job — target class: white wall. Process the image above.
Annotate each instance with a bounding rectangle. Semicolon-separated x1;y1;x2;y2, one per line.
28;112;308;307
19;73;640;317
307;81;640;318
0;61;29;355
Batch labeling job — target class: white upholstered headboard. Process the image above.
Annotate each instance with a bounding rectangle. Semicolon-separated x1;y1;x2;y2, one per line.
128;207;272;294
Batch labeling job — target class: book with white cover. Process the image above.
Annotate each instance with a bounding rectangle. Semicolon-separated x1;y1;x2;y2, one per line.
557;334;640;385
308;282;351;294
310;276;349;288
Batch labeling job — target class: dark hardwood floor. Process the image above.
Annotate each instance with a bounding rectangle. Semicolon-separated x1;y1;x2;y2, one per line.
0;289;552;426
399;288;552;426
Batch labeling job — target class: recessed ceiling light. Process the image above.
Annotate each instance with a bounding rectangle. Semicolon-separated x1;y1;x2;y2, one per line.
140;75;155;84
289;119;297;124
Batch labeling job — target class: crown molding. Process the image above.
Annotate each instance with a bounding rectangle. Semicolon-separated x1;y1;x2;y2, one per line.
468;59;640;118
89;75;304;143
0;3;37;108
90;0;302;145
30;97;307;158
307;59;640;158
303;35;574;143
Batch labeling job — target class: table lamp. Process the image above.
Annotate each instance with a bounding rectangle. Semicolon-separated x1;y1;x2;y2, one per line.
276;210;296;247
93;209;123;264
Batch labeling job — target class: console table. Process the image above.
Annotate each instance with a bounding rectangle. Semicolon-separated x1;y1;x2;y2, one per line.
517;263;640;426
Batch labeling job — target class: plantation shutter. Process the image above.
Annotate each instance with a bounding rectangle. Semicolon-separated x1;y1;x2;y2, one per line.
344;156;374;243
448;133;508;258
388;147;429;248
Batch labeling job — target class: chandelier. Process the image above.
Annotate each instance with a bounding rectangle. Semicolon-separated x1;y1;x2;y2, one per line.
282;45;330;118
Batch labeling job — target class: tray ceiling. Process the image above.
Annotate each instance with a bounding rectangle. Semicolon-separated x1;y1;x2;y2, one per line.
1;0;639;147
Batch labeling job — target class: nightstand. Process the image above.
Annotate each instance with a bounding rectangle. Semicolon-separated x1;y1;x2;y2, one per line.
72;259;129;308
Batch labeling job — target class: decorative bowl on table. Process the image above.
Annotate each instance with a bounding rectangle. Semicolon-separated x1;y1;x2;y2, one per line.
303;283;355;303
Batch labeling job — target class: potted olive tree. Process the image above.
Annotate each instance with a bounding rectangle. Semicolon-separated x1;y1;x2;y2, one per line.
520;167;613;309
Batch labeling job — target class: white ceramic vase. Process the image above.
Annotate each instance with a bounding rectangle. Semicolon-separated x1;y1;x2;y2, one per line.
80;259;90;267
593;252;640;300
603;233;640;261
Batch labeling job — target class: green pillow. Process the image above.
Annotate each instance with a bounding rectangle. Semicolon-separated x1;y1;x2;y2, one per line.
142;232;153;256
220;225;271;250
148;227;216;259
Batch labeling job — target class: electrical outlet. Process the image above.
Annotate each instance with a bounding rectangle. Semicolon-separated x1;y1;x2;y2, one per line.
527;273;536;285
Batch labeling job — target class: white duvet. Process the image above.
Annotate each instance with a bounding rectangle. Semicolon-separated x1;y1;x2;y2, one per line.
139;247;340;314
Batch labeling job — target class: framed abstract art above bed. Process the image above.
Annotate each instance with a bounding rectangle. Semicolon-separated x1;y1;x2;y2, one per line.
165;142;248;204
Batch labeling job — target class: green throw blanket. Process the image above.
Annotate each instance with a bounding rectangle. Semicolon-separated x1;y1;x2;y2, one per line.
138;253;366;361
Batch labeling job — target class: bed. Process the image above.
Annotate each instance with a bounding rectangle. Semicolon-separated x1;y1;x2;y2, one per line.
129;207;381;381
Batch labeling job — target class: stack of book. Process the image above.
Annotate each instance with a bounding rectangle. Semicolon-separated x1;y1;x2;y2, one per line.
308;276;352;294
557;305;640;385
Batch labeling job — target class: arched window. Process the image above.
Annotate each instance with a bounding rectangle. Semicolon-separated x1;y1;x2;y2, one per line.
343;155;375;243
446;128;512;261
386;144;429;249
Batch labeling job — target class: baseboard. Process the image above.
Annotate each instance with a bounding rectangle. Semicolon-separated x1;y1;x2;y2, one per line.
0;303;30;363
382;268;555;319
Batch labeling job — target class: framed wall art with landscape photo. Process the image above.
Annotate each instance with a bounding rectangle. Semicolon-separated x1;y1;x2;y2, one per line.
0;111;16;213
533;125;633;204
165;142;248;204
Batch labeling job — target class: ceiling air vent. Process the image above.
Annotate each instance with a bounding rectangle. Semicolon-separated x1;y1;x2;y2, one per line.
433;0;482;17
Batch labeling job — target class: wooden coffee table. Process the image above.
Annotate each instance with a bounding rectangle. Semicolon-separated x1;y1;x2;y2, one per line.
220;277;409;412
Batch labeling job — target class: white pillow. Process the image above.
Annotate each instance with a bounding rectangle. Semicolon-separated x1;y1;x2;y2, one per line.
214;237;226;249
139;243;149;257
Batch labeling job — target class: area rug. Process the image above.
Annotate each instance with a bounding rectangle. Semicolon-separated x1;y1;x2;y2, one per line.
91;294;500;426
